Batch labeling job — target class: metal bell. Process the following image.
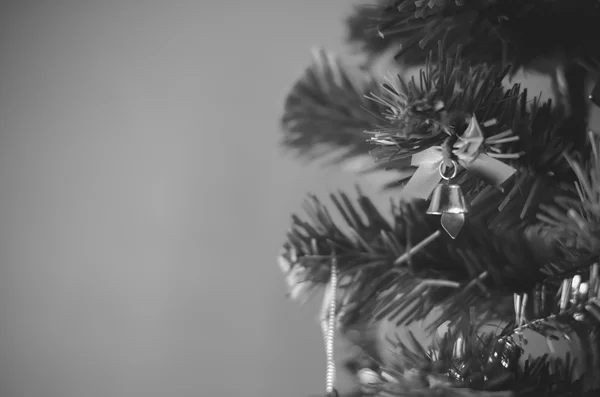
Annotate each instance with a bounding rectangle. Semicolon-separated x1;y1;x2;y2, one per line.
426;183;469;215
427;183;468;239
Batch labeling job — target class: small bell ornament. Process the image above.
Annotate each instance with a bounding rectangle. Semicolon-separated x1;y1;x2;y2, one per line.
402;115;516;239
426;160;468;239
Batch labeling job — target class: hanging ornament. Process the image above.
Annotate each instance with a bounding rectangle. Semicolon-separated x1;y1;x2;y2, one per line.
501;261;600;389
406;115;517;238
426;160;468;238
511;314;593;388
404;115;517;200
489;335;523;372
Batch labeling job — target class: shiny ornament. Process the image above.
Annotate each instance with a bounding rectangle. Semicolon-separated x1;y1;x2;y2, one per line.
489;336;522;372
514;316;589;384
426;167;469;239
405;115;517;200
421;115;517;238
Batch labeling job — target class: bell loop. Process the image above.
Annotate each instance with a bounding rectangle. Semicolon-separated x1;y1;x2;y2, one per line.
439;160;458;181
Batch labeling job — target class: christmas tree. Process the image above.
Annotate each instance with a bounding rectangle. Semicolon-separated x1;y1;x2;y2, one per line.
277;1;600;396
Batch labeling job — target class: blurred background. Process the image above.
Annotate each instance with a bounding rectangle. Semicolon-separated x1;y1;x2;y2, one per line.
0;2;598;397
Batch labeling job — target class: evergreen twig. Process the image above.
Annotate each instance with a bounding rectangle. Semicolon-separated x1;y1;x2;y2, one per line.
537;131;600;273
282;189;548;331
372;319;592;397
282;43;577;191
346;0;600;73
280;48;382;165
364;43;574;180
279;3;600;397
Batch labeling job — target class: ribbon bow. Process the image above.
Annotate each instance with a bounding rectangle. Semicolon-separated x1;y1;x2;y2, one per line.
404;115;517;199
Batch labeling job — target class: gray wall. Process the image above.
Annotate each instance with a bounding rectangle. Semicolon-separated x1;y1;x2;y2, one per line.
0;1;375;396
0;2;598;397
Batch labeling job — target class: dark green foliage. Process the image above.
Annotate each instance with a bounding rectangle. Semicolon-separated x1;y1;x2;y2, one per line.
346;1;395;62
377;338;586;396
346;0;600;73
364;46;574;177
344;1;598;149
284;190;537;331
343;313;600;396
281;47;600;323
282;41;585;176
281;48;382;165
282;167;600;332
281;42;584;177
279;2;600;397
540;132;600;272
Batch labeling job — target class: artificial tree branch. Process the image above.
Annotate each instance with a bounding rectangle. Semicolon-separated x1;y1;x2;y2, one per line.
364;320;593;397
282;42;575;192
280;48;382;165
278;2;600;397
349;0;600;74
281;45;593;325
537;131;600;272
362;44;571;180
279;189;563;331
346;2;391;62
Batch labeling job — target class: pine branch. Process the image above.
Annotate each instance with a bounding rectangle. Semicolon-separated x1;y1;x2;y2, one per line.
360;44;581;254
279;189;562;332
352;0;600;73
279;46;591;324
369;320;597;397
278;2;600;396
366;45;511;148
364;44;574;180
280;48;382;165
536;131;600;277
345;1;396;62
355;45;588;280
281;43;580;191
